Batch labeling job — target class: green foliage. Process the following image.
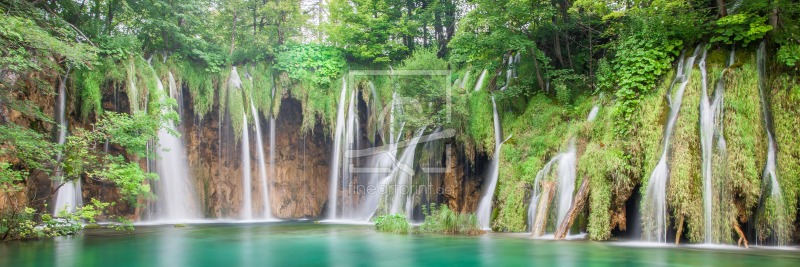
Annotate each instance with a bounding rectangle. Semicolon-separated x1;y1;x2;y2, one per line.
274;44;346;87
710;14;772;47
394;47;450;130
418;204;482;235
373;214;410;234
0;4;96;72
599;2;704;136
1;199;113;241
776;43;800;68
177;61;216;117
0;125;56;172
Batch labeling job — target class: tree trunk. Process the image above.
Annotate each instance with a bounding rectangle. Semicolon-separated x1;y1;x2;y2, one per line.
532;181;557;237
554;177;589;239
553;29;566;68
675;213;684;245
734;223;749;248
529;47;546;92
230;12;237;58
770;2;779;30
716;0;727;17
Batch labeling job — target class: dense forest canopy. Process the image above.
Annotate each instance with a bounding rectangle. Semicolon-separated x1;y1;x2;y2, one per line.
2;0;800;243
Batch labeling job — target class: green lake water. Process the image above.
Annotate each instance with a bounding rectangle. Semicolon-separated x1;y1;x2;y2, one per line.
2;222;798;267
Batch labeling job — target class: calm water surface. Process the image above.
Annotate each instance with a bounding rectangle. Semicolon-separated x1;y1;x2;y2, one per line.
2;222;798;267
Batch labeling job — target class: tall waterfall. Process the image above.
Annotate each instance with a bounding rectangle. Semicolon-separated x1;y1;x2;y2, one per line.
229;67;254;220
340;87;359;218
642;45;703;242
476;95;503;229
700;47;734;243
53;67;83;215
240;111;254;220
756;41;786;245
150;68;201;221
249;96;272;219
327;79;348;219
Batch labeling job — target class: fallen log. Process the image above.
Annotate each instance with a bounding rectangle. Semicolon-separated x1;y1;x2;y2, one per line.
531;181;557;237
554;177;590;239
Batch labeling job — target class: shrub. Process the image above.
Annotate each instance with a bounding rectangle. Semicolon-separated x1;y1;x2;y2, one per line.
373;214;410;234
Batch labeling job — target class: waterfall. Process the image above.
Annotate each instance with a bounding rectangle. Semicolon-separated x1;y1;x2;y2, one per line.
149;68;201;221
249;96;272;219
241;111;254;220
642;45;703;242
340;85;359;218
527;107;596;233
476;95;503;229
555;140;577;227
372;128;426;218
757;41;786;245
587;106;600;122
700;47;734;243
474;69;488;92
527;155;558;231
460;70;471;89
327;79;348;219
53;67;83;215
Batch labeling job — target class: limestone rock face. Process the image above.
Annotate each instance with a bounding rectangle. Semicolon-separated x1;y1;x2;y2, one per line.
182;90;331;219
443;145;483;214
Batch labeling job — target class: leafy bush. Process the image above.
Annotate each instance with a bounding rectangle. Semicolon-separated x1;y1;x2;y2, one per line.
373;214;410;234
418;204;483;235
1;199;112;241
710;14;772;47
274;44;346;87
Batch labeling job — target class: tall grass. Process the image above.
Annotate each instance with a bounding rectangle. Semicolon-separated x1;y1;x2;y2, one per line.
418;204;483;235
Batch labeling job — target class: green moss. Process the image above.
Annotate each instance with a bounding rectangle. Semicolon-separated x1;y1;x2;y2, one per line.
767;75;800;244
724;53;765;225
667;60;703;243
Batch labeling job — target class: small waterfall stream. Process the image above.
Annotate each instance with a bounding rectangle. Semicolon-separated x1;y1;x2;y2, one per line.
700;47;734;243
527;106;597;234
53;67;83;214
643;45;703;242
555;140;577;227
756;41;786;245
476;95;503;229
474;69;488;92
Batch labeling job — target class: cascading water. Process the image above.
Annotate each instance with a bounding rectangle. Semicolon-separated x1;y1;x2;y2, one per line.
476;95;503;229
700;47;734;243
229;67;254;220
373;128;426;218
149;67;201;221
53;67;83;215
474;69;488;92
527;156;559;231
526;106;596;233
642;45;703;242
249;96;272;219
339;85;360;218
756;41;786;245
587;106;600;122
555;140;577;227
327;79;348;219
